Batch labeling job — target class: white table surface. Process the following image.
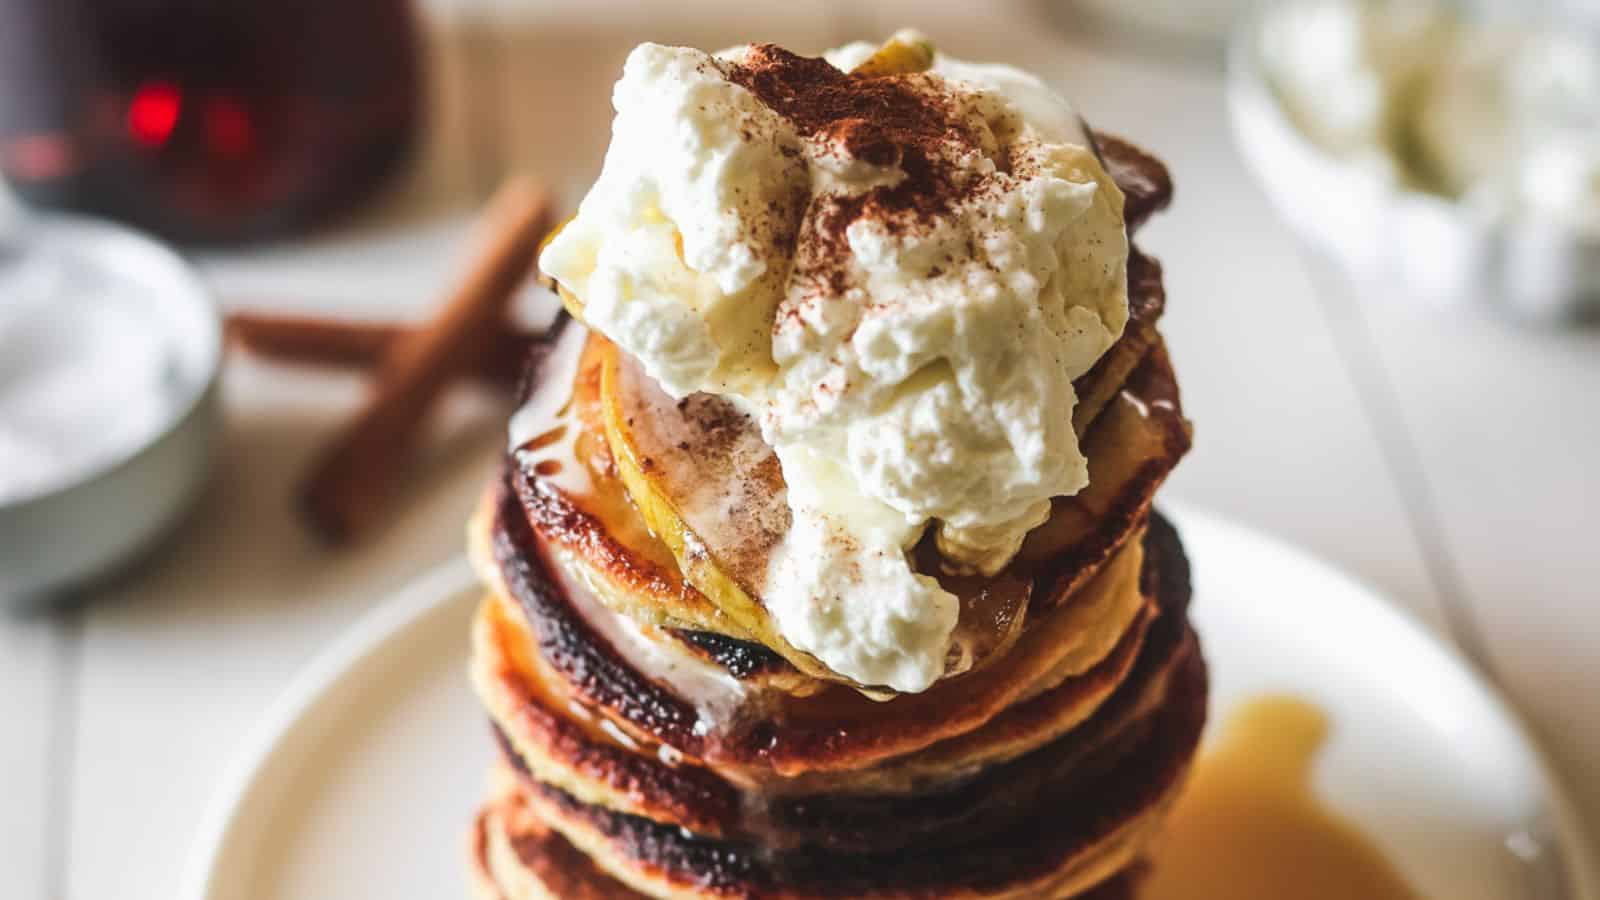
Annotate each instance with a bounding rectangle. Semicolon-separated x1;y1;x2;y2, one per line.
3;2;1596;896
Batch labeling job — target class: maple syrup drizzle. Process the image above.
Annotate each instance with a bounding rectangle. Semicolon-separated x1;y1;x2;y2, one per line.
1146;695;1421;899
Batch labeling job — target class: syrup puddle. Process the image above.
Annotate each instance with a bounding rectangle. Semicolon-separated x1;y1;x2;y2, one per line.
1146;695;1422;900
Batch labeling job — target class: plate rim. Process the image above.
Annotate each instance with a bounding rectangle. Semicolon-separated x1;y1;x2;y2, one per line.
179;508;1599;899
177;556;479;900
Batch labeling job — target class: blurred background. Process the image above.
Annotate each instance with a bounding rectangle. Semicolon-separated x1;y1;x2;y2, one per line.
1;0;1596;896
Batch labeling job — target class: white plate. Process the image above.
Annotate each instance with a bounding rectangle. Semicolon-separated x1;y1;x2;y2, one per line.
181;508;1598;900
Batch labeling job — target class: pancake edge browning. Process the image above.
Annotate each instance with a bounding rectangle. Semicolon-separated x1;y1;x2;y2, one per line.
493;641;1205;900
484;477;1155;778
474;615;1191;852
475;764;649;900
473;783;1150;900
472;586;1159;832
469;515;1195;852
1018;339;1191;607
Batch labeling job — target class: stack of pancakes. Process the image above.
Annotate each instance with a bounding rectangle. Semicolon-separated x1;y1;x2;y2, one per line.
465;134;1203;900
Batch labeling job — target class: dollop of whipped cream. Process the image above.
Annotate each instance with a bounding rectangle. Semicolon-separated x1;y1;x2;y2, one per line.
540;36;1128;692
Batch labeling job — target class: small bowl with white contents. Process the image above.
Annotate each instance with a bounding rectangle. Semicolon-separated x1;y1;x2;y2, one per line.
1227;0;1600;326
0;214;222;607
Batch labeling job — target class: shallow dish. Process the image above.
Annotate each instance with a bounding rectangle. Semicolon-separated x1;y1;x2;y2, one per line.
0;215;222;605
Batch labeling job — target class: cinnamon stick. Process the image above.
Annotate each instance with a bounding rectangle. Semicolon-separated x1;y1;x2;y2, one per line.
298;176;553;542
226;312;535;385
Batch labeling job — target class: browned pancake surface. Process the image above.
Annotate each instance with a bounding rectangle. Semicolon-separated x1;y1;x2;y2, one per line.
1095;132;1174;232
491;480;1156;778
505;641;1205;899
477;513;1195;852
476;779;1150;900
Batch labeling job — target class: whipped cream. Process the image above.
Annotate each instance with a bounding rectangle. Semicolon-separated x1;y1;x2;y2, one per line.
540;37;1128;692
1262;1;1600;235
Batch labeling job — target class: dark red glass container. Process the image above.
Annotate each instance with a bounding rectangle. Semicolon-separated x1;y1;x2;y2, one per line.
0;0;421;244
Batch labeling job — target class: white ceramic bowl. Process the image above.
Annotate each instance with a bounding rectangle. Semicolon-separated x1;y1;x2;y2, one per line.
1226;2;1600;326
0;216;222;606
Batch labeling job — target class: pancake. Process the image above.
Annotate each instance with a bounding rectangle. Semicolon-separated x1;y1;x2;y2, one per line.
474;765;648;900
1071;130;1173;454
474;772;1150;900
467;518;1196;845
1095;132;1174;233
1018;339;1191;603
842;512;1194;794
1073;248;1164;436
480;478;1155;779
494;642;1205;900
473;586;1155;822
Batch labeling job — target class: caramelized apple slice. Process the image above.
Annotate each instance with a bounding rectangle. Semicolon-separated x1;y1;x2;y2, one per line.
513;332;768;643
599;343;1032;688
598;343;824;673
850;31;936;78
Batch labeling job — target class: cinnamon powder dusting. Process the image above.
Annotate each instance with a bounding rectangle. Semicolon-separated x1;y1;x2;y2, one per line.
723;44;990;294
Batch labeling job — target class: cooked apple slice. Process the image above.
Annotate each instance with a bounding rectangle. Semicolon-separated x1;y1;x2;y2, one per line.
599;344;1034;687
850;31;936;78
597;343;821;671
510;330;774;646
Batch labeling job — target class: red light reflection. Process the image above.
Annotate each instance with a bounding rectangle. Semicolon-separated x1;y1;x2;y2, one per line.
128;80;182;147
